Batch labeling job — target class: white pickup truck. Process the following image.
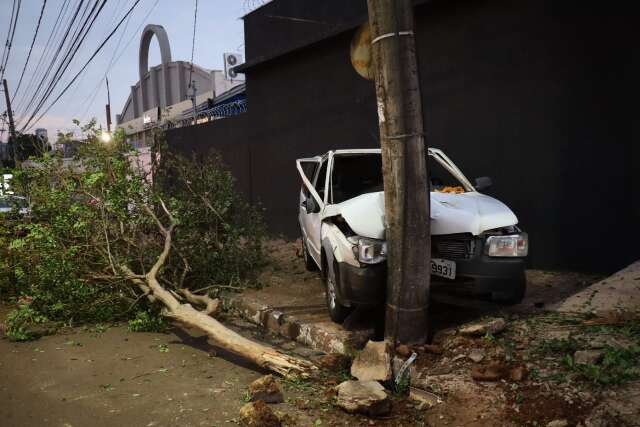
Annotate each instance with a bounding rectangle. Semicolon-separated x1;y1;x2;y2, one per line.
297;148;528;322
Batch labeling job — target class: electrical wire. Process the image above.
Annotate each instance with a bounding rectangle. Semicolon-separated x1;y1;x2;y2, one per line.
11;0;48;103
22;0;144;132
0;0;17;77
16;0;87;125
13;0;71;116
188;0;198;88
64;0;126;107
26;0;106;121
77;0;160;122
0;0;22;83
19;0;111;129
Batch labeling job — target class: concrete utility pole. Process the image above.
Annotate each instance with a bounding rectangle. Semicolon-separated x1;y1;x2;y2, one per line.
189;80;197;123
367;0;431;345
3;79;18;165
2;79;17;140
105;77;112;133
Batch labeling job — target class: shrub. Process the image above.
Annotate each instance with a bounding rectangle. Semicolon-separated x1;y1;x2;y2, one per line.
156;150;266;288
127;310;168;333
5;304;48;341
0;122;265;333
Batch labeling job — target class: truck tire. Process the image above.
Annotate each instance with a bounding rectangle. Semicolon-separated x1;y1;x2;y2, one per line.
492;273;527;305
325;259;352;323
301;236;317;271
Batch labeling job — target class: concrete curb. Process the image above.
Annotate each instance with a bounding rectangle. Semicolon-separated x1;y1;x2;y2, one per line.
225;294;373;355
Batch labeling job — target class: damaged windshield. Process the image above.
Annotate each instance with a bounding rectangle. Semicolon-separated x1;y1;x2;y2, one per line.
331;154;384;204
330;152;467;204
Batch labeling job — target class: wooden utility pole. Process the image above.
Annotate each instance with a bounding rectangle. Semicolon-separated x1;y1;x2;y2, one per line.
367;0;431;345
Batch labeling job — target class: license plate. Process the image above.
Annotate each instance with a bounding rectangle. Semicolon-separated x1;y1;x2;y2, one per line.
431;258;456;279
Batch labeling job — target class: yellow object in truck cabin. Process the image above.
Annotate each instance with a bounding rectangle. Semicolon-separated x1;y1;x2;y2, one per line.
436;186;466;194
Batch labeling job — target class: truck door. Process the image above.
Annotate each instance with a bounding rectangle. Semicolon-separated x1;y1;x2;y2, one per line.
296;156;327;266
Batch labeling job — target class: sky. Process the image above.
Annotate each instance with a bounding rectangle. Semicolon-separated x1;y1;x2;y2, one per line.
0;0;252;142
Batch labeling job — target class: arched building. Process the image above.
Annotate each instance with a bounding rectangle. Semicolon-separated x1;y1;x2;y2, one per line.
117;24;243;146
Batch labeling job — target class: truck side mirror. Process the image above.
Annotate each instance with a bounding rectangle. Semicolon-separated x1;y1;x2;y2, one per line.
475;176;493;191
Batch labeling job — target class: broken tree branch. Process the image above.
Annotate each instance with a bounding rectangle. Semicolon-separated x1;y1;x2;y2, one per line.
178;288;220;316
119;199;317;378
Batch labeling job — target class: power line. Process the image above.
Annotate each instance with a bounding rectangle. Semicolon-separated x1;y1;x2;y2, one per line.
11;0;48;103
22;0;144;132
74;0;137;120
0;0;22;83
64;0;126;108
13;0;72;116
0;1;18;77
188;0;199;87
19;0;111;129
15;0;87;126
26;0;106;120
78;0;160;123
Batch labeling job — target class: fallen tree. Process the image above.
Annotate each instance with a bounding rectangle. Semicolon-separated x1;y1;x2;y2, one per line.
1;123;316;377
119;201;316;377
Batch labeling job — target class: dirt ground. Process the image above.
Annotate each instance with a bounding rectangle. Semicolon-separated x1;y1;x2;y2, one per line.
0;306;424;427
255;239;605;331
250;240;640;426
1;239;638;427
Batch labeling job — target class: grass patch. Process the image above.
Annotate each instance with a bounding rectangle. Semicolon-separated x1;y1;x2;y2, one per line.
568;345;640;386
539;338;579;355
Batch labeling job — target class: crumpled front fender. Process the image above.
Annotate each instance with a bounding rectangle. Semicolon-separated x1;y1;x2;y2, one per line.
321;222;359;268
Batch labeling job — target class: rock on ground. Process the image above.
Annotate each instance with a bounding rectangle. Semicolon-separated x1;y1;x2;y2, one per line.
468;348;485;363
573;350;604;365
509;365;527;382
471;361;509;382
351;340;392;382
248;375;284;404
396;344;412;357
409;387;441;408
459;318;506;337
546;420;568;427
335;380;391;417
421;344;443;354
239;400;282;427
318;353;351;371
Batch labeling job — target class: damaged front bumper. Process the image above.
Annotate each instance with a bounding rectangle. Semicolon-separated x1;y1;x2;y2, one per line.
335;234;526;306
337;262;387;307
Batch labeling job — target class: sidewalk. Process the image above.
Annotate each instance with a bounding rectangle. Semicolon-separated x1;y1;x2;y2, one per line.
224;240;615;355
225;240;373;354
556;260;640;318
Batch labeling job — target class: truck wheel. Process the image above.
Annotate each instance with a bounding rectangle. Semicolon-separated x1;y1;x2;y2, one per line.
301;237;317;271
325;259;352;323
492;274;526;305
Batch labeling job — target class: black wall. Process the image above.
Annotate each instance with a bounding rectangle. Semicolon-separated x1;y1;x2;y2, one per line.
167;0;638;273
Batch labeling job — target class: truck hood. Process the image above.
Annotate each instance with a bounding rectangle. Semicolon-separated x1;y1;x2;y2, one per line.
324;191;518;239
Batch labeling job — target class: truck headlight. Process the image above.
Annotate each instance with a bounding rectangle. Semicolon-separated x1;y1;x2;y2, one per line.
485;233;528;257
348;237;387;264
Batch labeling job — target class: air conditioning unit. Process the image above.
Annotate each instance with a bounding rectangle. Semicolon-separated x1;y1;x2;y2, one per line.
223;53;243;80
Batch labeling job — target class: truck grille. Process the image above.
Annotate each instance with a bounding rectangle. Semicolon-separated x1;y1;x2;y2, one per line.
432;234;474;260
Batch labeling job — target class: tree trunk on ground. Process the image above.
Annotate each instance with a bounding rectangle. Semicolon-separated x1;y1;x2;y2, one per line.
121;202;318;378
